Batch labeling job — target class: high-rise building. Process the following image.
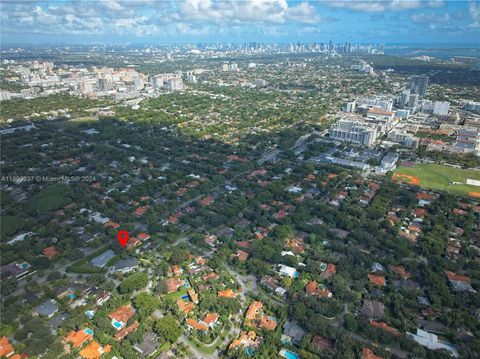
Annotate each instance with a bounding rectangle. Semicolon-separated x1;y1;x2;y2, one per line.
408;75;429;97
408;94;419;109
343;101;356;113
433;101;450;116
399;89;410;108
97;78;112;91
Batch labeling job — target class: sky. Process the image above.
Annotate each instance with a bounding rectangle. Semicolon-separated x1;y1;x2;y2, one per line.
1;0;480;46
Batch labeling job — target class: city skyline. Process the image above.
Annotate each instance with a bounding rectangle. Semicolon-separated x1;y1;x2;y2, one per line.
1;0;480;45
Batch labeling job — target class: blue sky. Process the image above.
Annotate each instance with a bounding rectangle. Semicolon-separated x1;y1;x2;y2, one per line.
1;1;479;45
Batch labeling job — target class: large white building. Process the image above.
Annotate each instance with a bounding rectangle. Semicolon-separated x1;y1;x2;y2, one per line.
433;101;450;116
329;119;378;147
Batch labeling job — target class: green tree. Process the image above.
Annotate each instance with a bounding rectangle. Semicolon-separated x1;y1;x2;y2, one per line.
154;316;183;343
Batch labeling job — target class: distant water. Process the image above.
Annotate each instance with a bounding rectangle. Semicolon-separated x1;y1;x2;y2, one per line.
384;43;480;60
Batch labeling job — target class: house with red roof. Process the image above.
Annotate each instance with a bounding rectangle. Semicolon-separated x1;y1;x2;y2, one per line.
64;329;93;348
137;232;150;241
0;336;14;357
135;205;150;217
231;249;249;262
166;278;185;293
43;246;58;259
368;274;386;287
108;304;135;330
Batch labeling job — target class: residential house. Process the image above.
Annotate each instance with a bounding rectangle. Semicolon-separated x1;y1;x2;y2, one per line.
114;321;139;341
176;300;195;314
79;341;111;359
186;318;208;331
64;329;93;348
43;246;58;259
133;332;158;358
115;258;139;273
109;304;135;330
229;331;262;351
90;250;115;268
305;281;332;298
278;264;298;278
0;336;14;357
320;263;336;280
34;299;59;318
165;278;185;293
445;271;476;292
283;321;305;345
368;274;386;287
231;250;249;262
188;289;199;304
218;289;237;298
202;313;219;328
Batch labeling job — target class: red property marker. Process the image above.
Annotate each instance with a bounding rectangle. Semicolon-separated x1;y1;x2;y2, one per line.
117;230;129;248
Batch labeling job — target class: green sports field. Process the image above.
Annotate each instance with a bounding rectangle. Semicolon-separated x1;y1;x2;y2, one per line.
394;163;480;197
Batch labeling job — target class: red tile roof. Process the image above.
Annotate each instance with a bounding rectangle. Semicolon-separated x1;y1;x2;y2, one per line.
368;274;386;286
166;278;185;293
108;304;134;323
259;316;277;331
0;336;14;357
64;330;93;347
79;340;111;359
114;321;139;341
218;289;237;298
43;246;58;259
186;318;209;331
203;312;219;325
446;271;471;283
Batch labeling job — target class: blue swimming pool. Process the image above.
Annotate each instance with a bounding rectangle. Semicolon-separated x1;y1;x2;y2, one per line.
282;350;299;359
68;293;77;299
112;319;123;329
181;294;189;300
84;328;94;335
245;347;254;356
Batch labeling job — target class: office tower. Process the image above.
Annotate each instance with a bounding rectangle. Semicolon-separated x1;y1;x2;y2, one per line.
399;89;410;108
133;77;144;91
408;75;429;97
343;101;356;113
408;94;419;108
433;101;450;116
97;78;112;91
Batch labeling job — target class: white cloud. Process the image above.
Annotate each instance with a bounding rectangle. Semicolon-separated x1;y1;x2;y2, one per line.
327;0;444;13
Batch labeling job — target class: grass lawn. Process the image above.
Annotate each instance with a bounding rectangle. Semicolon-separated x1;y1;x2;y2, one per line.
186;336;222;355
67;245;110;274
395;163;480;197
164;288;188;302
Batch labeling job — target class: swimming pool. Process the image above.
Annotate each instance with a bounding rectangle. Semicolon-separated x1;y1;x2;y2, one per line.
112;319;124;329
67;293;77;299
84;328;94;335
245;347;254;356
181;294;189;300
280;349;299;359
